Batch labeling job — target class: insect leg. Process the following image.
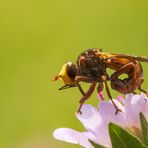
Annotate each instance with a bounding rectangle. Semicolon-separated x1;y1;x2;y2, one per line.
132;91;137;94
58;84;77;90
75;75;96;96
58;85;68;90
110;62;138;94
77;83;96;114
77;83;86;96
104;80;122;114
110;62;135;80
138;86;148;95
75;76;95;83
97;82;104;100
75;76;96;114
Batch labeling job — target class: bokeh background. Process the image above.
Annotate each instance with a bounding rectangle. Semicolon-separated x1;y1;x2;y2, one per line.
0;0;148;148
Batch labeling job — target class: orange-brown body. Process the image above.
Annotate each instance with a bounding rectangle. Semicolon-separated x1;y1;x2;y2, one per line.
53;48;148;114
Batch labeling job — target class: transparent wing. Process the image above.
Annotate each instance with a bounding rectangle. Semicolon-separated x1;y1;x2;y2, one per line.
112;53;148;62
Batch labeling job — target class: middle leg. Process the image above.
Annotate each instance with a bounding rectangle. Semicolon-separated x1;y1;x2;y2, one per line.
97;82;104;101
101;75;122;114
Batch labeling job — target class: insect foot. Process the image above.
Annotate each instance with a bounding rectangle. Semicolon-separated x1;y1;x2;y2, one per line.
115;108;122;115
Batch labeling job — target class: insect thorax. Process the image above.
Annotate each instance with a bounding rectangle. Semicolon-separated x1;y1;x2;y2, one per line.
77;49;107;81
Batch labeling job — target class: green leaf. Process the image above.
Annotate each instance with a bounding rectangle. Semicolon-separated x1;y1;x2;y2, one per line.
109;123;147;148
89;140;106;148
140;112;148;146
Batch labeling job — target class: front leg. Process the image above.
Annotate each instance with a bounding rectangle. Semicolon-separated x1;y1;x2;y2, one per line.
77;83;96;114
75;76;96;114
75;75;95;97
75;76;95;83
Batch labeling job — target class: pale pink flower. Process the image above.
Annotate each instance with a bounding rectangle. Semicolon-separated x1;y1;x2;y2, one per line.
53;94;148;148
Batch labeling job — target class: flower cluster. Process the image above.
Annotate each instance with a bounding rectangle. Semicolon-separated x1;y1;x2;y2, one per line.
53;94;148;148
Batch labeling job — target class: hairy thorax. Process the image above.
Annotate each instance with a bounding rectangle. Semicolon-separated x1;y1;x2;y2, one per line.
77;49;108;81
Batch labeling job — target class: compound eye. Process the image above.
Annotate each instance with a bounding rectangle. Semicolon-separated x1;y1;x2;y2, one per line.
66;62;77;79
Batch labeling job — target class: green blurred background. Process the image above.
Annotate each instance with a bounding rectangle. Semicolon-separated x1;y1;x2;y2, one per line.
0;0;148;148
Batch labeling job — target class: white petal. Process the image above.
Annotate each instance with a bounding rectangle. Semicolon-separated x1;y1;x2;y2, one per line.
76;104;104;133
125;94;147;128
53;128;94;148
142;96;148;120
110;99;125;112
76;104;110;147
82;131;96;141
117;95;125;105
99;100;126;127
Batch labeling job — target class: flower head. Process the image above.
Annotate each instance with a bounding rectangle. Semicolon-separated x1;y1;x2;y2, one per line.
53;94;148;148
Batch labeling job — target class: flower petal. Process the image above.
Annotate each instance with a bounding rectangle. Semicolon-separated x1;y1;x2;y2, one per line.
76;104;110;147
117;95;125;105
98;92;104;101
143;99;148;120
125;94;147;128
53;128;94;148
76;104;104;133
82;131;96;142
99;100;126;127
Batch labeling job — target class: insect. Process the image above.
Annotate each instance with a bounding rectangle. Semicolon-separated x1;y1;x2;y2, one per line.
53;48;148;114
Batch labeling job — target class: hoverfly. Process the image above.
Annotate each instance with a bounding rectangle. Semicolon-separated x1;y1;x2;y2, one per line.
53;48;148;114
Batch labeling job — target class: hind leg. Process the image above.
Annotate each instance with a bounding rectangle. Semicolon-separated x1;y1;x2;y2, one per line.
110;62;138;94
111;78;135;94
138;86;148;94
